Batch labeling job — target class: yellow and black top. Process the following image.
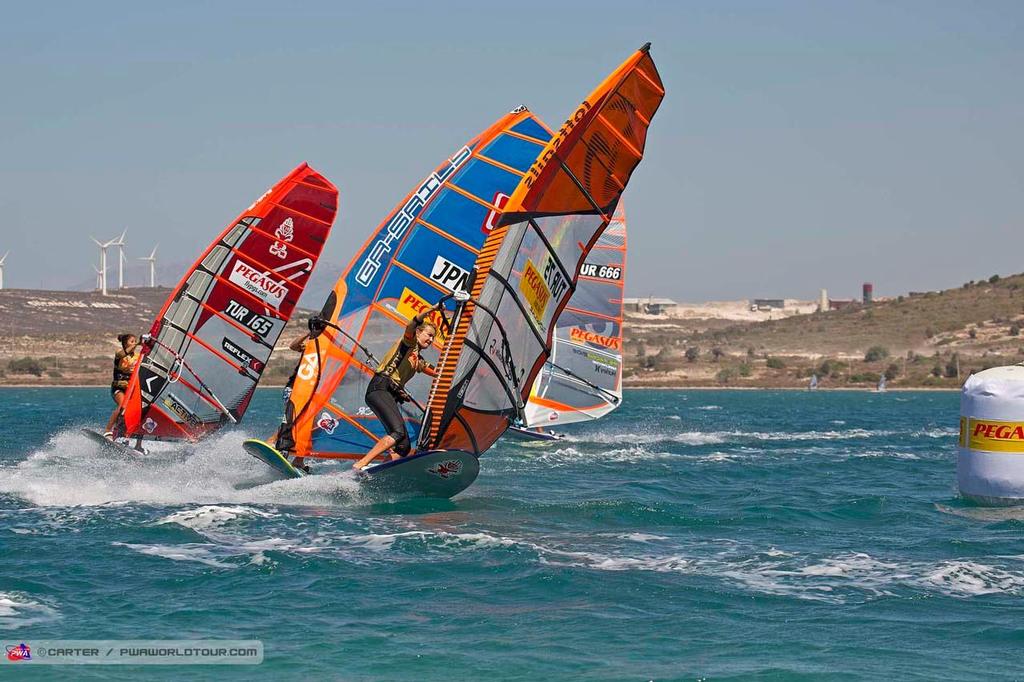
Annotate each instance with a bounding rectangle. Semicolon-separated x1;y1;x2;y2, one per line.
111;348;140;393
375;313;437;388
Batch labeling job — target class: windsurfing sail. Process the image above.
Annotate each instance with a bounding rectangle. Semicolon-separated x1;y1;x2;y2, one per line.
120;164;339;441
521;200;627;427
810;373;819;390
421;44;664;456
283;108;554;459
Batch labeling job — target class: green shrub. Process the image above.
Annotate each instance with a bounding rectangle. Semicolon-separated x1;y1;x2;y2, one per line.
716;368;736;384
766;357;785;369
738;363;752;377
685;347;699;363
864;346;889;362
8;357;44;376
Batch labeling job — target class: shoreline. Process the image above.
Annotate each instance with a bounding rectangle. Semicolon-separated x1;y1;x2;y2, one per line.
0;384;961;392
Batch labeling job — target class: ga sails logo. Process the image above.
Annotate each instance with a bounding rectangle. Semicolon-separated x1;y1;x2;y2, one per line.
228;259;289;309
355;146;472;287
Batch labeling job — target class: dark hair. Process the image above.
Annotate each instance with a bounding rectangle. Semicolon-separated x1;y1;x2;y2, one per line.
117;333;137;348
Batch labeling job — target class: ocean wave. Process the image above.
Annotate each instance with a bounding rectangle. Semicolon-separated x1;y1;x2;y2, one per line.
158;505;275;531
911;427;959;439
0;592;61;628
0;428;363;508
924;561;1024;597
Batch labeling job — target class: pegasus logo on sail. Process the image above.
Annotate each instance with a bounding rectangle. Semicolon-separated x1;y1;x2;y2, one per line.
229;259;289;309
355;146;472;287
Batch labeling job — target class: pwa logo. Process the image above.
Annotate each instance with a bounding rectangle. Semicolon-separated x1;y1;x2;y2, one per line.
6;643;31;661
569;327;621;351
427;459;462;479
316;412;338;434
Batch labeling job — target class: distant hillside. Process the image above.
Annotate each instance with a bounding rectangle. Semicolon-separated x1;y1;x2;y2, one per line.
624;273;1024;388
0;287;312;386
4;274;1024;388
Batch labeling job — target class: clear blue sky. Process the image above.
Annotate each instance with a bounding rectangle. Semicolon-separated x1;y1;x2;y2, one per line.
1;1;1021;301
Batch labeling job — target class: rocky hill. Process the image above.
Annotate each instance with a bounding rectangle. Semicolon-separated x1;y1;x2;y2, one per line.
625;273;1024;388
3;273;1024;388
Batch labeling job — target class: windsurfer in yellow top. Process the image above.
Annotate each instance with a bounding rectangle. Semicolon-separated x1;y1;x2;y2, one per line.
274;330;312;471
352;303;443;471
103;333;141;439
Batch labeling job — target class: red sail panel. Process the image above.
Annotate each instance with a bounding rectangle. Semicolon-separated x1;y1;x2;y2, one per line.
422;45;663;455
122;164;339;441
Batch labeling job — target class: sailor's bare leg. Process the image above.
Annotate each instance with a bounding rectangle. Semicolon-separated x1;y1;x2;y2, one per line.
104;392;125;436
354;435;396;470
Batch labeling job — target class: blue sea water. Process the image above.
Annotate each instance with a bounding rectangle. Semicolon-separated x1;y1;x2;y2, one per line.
1;388;1022;680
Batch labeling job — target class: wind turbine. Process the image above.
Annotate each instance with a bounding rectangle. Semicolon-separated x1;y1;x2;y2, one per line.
139;244;158;287
0;251;8;290
113;229;127;289
90;235;118;296
93;263;105;291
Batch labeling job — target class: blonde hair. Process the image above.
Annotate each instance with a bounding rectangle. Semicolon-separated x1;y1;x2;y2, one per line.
417;320;438;334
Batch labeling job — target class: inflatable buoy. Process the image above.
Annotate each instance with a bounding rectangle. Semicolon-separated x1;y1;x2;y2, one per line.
959;365;1024;505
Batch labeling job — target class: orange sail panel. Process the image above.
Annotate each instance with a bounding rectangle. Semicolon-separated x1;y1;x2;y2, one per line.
524;200;626;427
285;109;553;459
122;164;339;441
422;45;663;455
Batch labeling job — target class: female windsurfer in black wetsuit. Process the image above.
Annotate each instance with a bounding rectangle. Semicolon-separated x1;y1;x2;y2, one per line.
352;303;443;471
103;333;140;439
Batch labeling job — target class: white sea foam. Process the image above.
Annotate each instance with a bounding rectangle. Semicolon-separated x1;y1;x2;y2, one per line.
618;532;669;543
0;592;61;627
694;405;723;411
158;505;274;531
0;428;363;508
923;561;1024;596
112;536;317;569
911;427;959;439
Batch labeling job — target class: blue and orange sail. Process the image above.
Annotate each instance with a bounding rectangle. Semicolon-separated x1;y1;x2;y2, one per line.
285;108;554;460
121;164;339;442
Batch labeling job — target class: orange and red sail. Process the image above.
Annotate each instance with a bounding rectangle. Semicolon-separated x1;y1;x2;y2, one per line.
122;164;339;441
422;45;663;455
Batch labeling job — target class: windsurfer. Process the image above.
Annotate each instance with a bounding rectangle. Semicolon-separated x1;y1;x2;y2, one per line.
103;333;141;439
274;329;313;471
352;303;442;470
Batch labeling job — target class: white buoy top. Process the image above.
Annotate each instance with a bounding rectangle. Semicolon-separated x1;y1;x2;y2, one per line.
959;364;1024;505
962;365;1024;422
